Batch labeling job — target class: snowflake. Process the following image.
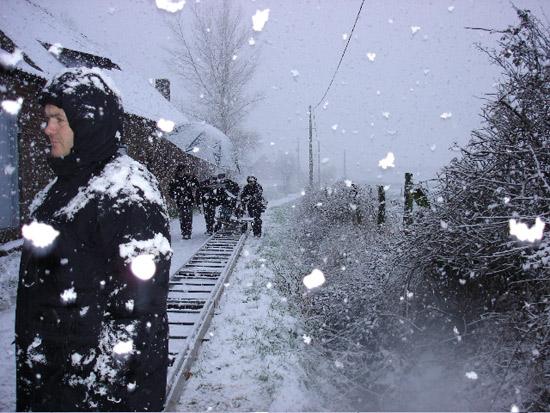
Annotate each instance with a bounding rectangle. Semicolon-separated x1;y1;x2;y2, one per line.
155;0;185;13
509;217;545;243
303;269;325;290
378;152;395;169
252;9;270;32
1;97;23;115
465;371;478;380
157;118;175;132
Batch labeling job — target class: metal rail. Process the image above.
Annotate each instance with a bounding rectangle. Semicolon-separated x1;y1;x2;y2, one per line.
164;227;248;411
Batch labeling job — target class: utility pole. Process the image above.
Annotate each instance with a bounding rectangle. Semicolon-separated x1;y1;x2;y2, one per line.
317;140;321;188
308;105;313;188
343;149;347;179
404;172;414;225
296;136;300;187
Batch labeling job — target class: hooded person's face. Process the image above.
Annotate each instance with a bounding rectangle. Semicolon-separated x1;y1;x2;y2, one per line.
44;104;74;158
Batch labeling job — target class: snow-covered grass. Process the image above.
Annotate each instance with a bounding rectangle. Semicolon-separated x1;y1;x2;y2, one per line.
176;204;317;411
0;250;19;412
0;251;20;311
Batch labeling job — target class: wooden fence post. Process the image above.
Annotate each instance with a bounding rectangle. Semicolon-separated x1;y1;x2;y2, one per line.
403;172;413;225
377;185;386;225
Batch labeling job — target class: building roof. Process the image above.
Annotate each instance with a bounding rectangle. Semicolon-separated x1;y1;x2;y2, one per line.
166;122;237;171
0;0;187;125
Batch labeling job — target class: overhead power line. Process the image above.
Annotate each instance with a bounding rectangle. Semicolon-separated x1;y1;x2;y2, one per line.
314;0;366;110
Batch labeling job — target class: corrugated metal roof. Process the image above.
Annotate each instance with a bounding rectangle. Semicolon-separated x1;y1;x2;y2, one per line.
166;122;237;171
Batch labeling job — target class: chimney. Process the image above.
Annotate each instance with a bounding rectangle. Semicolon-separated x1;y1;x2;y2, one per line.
154;78;170;101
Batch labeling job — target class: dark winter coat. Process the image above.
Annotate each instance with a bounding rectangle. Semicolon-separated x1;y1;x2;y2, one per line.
15;68;172;412
240;182;265;212
217;178;240;209
169;174;199;207
198;178;219;208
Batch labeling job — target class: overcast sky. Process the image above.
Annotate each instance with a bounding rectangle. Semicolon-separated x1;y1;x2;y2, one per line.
40;0;550;185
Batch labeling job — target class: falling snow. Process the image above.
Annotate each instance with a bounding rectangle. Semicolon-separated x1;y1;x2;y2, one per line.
509;217;545;243
465;371;478;380
155;0;186;13
21;221;60;248
0;48;23;69
157;118;175;132
252;9;270;32
3;164;15;175
1;98;23;115
303;269;326;290
60;287;77;304
378;152;395;169
130;254;157;280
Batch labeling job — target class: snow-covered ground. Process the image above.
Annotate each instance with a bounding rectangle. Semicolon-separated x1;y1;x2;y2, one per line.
169;212;210;275
0;251;20;412
175;208;314;411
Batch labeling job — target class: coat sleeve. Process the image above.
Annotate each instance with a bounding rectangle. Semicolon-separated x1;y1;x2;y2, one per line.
95;196;172;408
240;184;251;202
168;179;178;201
97;197;172;321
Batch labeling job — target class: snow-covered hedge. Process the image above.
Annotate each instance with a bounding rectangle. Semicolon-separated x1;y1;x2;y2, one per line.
263;182;409;410
401;10;549;410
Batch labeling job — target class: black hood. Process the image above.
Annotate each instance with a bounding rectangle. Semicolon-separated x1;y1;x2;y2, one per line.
39;68;123;176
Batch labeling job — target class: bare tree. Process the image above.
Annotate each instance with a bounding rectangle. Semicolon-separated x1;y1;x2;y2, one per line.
168;0;261;164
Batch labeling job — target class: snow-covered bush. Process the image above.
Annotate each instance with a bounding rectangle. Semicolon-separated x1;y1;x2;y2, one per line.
263;182;409;409
402;10;549;410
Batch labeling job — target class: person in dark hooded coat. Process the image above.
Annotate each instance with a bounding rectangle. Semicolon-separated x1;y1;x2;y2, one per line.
198;176;219;235
213;173;240;231
168;165;199;239
15;68;172;412
240;176;265;237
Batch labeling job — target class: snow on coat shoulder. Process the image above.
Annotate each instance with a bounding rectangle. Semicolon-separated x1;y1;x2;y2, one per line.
55;154;168;220
29;177;57;216
119;232;173;264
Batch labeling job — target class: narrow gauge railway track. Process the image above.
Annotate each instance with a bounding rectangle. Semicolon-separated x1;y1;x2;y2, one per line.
164;227;248;411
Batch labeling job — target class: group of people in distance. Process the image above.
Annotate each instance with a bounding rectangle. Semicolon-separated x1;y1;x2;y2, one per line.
169;167;266;239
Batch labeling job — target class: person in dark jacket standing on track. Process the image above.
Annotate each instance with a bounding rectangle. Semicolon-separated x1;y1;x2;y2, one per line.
169;166;199;239
198;176;219;235
240;175;266;237
214;173;240;231
15;68;172;412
